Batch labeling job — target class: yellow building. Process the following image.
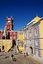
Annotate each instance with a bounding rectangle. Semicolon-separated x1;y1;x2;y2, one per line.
39;18;43;57
0;40;12;52
33;16;43;57
17;31;24;41
22;16;43;57
17;31;25;53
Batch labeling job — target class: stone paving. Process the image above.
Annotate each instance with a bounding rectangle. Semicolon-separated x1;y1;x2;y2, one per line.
0;52;43;64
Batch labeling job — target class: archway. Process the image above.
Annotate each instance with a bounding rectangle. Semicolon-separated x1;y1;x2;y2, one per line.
30;46;33;54
0;49;1;52
2;46;4;50
12;39;16;48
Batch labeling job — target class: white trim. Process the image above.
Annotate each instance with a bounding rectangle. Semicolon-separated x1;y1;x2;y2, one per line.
27;20;33;26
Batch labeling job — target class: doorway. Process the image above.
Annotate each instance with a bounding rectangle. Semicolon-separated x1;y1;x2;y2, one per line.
12;39;16;48
2;46;4;50
30;46;33;54
0;49;1;52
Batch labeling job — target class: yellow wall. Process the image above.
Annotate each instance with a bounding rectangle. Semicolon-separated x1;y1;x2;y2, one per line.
33;16;41;24
0;40;12;52
39;20;43;57
18;45;25;53
17;33;24;42
0;40;3;51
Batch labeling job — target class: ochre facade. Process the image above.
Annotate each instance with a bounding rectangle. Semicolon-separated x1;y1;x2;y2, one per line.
0;40;12;52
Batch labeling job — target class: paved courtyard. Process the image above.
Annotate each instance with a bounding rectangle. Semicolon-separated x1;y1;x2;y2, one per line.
0;52;43;64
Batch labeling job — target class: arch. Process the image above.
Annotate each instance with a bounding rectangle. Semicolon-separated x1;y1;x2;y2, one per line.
30;46;33;54
0;48;1;52
2;46;4;50
12;39;16;48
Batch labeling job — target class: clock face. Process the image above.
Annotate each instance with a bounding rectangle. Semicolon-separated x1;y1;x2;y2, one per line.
8;21;11;22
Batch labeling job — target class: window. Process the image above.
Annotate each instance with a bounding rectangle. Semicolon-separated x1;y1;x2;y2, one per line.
29;29;31;33
35;28;37;36
36;49;38;56
6;32;10;39
29;40;32;45
35;40;38;46
30;33;32;37
34;26;39;37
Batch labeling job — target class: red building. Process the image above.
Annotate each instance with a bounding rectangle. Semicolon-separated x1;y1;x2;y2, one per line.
10;31;17;40
0;30;3;39
5;17;17;40
0;17;17;40
6;17;13;31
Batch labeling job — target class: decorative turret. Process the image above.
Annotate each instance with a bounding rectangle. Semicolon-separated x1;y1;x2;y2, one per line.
6;17;13;31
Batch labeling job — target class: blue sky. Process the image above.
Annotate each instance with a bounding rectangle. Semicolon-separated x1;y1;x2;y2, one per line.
0;0;43;30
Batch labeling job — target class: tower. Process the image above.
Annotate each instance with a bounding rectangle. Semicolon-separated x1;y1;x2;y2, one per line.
6;17;13;39
6;17;13;31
